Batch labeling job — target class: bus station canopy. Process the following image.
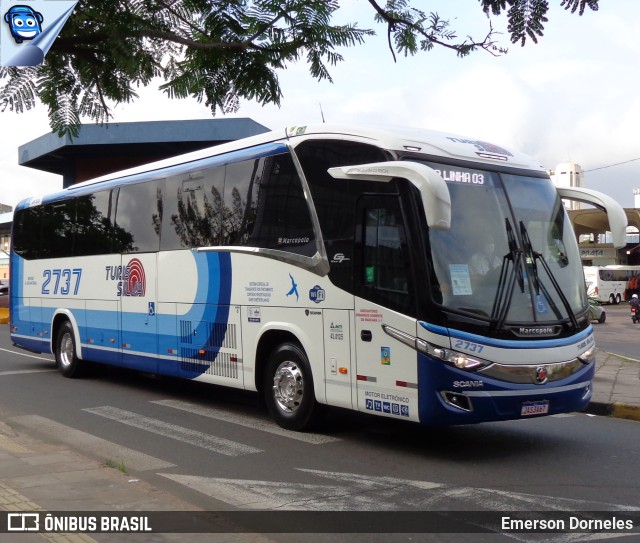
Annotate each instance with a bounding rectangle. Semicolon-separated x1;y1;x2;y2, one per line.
569;208;640;239
18;118;270;187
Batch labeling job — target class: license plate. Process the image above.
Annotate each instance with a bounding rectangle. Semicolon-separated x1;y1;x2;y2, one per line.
521;400;549;416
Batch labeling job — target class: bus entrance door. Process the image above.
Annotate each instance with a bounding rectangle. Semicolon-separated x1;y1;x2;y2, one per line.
353;195;420;422
354;303;419;423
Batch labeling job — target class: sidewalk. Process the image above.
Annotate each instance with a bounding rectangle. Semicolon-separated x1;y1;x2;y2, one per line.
589;348;640;421
0;418;271;541
0;350;636;540
0;420;258;542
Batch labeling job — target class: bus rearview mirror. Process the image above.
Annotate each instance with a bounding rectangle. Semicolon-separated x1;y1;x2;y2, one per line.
327;161;451;231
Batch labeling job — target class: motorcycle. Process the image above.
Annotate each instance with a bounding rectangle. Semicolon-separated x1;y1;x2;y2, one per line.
632;306;639;324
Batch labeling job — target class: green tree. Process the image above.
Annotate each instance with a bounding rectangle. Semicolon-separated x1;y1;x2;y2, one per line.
0;0;598;137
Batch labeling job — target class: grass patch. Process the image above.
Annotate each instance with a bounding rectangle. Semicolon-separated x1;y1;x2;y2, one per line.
104;458;127;473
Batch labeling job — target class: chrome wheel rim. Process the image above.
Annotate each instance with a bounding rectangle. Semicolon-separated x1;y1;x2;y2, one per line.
59;333;74;368
272;360;304;413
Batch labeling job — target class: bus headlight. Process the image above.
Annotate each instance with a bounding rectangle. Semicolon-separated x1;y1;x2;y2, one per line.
390;326;490;371
426;344;490;372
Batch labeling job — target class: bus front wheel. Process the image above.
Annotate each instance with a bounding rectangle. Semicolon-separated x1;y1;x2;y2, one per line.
264;343;316;431
55;321;84;378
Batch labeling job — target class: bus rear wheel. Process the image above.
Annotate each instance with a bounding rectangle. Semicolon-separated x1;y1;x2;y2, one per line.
264;343;316;431
55;321;84;378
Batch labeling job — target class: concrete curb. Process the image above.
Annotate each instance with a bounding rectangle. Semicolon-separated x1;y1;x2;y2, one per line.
609;403;640;422
585;401;640;421
591;349;640;422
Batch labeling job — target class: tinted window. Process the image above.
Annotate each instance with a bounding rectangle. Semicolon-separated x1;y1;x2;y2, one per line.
222;159;259;246
14;193;120;259
74;191;118;255
356;197;414;315
295;140;391;241
14;152;318;260
246;154;316;256
163;153;316;255
14;200;76;259
13;207;41;260
14;205;53;260
295;139;392;290
115;181;163;253
162;168;225;251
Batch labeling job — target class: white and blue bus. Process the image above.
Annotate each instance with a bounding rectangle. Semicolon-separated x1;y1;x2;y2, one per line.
9;124;627;430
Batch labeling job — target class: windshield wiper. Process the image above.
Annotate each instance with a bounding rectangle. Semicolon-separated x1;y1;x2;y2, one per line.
490;218;524;331
519;221;579;331
520;221;541;296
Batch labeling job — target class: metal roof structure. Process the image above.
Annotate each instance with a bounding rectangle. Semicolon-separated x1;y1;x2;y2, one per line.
568;208;640;238
18;118;270;187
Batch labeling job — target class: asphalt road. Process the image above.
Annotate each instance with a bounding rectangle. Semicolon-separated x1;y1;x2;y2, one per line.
0;327;638;542
592;301;640;359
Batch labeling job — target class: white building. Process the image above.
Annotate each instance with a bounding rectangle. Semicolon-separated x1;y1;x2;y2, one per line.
549;162;584;210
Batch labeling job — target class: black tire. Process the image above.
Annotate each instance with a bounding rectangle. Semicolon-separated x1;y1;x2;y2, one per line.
263;343;316;431
598;312;606;324
55;321;84;378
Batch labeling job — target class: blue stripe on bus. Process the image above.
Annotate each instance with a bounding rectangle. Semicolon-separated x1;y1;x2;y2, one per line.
419;321;593;349
178;251;233;378
10;251;234;378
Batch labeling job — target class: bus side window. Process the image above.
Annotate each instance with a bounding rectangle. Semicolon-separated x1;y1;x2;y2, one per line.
114;181;163;253
75;191;117;256
356;197;415;316
162;168;225;250
224;154;316;256
40;200;77;259
13;207;40;259
248;153;316;256
223;159;258;246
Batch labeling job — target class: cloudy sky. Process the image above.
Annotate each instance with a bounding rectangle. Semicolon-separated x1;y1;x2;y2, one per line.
1;0;639;209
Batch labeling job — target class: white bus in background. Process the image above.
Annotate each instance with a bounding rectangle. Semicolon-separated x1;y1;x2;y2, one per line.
583;265;640;304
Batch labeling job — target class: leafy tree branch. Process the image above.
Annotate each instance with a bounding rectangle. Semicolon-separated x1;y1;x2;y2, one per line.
0;0;599;137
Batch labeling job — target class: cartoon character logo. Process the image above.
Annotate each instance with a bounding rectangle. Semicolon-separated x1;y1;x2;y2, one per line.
4;5;44;44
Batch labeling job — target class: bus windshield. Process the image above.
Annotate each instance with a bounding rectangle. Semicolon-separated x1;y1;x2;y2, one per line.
419;162;586;326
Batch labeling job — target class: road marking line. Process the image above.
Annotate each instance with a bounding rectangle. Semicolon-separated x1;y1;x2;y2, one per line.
10;415;174;471
152;399;341;444
159;469;640;542
0;369;57;376
84;406;262;456
0;347;53;361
